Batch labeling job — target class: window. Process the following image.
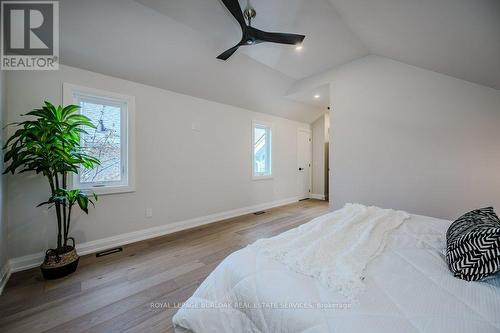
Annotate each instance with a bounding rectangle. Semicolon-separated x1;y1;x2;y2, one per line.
252;121;272;179
63;83;135;195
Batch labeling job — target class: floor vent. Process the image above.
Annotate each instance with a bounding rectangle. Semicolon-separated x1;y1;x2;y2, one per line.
299;198;310;202
96;247;123;258
254;211;266;215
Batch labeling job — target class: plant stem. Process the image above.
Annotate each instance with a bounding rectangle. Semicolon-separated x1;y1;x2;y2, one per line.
65;206;72;243
53;172;63;249
62;171;67;246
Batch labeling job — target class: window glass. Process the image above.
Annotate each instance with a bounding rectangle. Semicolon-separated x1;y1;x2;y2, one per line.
253;123;272;178
79;97;123;184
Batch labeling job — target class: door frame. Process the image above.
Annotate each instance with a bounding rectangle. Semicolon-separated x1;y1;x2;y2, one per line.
297;128;312;199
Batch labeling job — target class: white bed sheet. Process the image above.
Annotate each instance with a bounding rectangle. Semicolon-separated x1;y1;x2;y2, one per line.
173;214;500;333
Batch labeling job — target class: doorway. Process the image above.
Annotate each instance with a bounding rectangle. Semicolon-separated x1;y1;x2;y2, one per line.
297;129;312;200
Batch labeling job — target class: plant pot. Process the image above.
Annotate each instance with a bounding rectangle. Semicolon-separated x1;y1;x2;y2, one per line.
40;238;79;280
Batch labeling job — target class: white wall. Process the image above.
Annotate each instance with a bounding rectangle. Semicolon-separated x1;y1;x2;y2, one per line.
311;115;326;198
329;56;500;219
0;70;8;287
6;65;309;263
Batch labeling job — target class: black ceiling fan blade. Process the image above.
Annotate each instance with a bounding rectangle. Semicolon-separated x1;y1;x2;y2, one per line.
249;27;305;45
220;0;247;30
217;44;241;60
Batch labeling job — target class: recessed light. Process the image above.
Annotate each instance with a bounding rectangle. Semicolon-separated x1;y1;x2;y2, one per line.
295;45;303;51
314;94;320;99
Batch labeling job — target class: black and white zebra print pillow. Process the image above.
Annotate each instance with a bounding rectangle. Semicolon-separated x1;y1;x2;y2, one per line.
446;207;500;281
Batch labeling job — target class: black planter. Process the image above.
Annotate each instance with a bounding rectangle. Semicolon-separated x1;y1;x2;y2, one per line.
40;238;80;280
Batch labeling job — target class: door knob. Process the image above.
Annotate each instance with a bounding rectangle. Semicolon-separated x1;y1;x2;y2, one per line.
299;167;304;171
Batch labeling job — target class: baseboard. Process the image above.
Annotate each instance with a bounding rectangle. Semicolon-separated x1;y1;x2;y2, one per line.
8;196;299;273
309;193;326;200
0;261;11;295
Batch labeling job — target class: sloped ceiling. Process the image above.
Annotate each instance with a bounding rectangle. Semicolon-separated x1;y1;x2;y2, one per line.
287;84;330;109
327;0;500;90
58;0;329;123
135;0;368;80
58;0;500;124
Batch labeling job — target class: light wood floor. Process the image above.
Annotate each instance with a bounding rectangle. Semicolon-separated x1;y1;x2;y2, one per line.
0;199;329;333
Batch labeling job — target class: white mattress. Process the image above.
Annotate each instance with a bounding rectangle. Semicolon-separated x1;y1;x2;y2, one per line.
173;214;500;333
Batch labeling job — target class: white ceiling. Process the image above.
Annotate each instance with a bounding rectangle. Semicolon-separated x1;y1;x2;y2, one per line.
328;0;500;90
58;0;325;123
288;84;330;110
135;0;368;80
58;0;500;124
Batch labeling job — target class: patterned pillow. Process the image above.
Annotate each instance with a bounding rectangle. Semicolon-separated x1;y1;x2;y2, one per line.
446;207;500;281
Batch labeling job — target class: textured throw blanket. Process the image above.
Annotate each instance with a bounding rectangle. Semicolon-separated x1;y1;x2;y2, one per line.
250;203;410;299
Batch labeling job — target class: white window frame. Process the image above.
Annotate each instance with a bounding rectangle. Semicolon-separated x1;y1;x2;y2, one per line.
63;83;136;195
252;120;273;180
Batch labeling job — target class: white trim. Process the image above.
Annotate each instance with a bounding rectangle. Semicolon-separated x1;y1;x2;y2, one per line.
252;120;273;180
252;175;273;181
62;83;136;196
83;185;135;196
8;197;299;273
310;193;326;200
0;261;11;295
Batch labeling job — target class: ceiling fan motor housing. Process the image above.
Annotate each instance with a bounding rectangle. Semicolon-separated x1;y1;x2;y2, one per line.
244;7;256;22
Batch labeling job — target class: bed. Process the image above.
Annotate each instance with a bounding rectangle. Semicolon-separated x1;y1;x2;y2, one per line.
172;211;500;333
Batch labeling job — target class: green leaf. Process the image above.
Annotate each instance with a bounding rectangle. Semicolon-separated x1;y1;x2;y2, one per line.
2;101;101;217
77;195;89;214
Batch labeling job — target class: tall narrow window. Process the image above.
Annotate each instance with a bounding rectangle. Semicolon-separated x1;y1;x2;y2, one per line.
253;121;272;179
64;83;135;195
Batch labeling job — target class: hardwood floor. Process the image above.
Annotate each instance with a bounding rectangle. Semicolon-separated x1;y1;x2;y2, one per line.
0;199;329;333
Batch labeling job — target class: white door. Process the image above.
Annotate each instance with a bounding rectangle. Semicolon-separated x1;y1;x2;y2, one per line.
297;129;312;200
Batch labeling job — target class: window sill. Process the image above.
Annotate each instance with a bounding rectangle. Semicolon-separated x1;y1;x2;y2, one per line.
252;175;273;181
81;185;136;196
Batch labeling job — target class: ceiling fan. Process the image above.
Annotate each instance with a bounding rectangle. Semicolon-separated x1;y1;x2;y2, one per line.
217;0;306;60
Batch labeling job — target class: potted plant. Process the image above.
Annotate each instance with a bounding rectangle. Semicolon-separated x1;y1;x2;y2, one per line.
3;101;100;279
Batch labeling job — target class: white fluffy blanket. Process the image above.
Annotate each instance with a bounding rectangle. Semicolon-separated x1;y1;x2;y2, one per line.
250;203;410;299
